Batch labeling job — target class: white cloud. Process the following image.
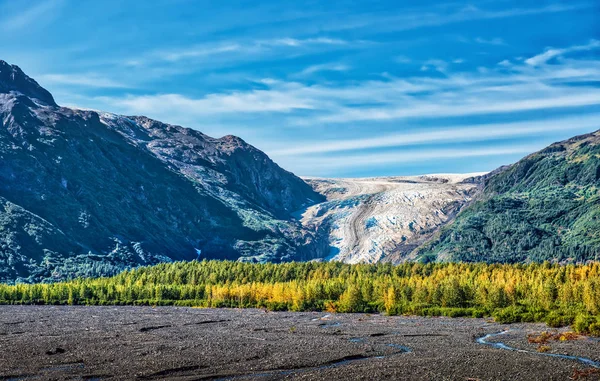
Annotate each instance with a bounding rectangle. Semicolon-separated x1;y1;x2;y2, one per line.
99;90;315;115
475;37;506;46
37;73;130;88
321;3;590;33
526;49;567;66
84;44;600;128
152;37;354;63
317;92;600;124
395;56;412;64
61;40;600;176
0;0;64;31
161;44;244;62
421;59;449;73
420;58;467;73
300;63;350;75
268;114;600;156
525;39;600;66
265;37;347;47
282;145;540;174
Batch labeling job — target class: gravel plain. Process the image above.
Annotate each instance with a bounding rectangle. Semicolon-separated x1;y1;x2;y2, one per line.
0;306;599;380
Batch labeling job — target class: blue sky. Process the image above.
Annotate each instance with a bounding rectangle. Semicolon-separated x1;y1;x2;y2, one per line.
1;0;599;177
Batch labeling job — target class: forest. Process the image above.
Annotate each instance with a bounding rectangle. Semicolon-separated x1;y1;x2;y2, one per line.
1;260;599;335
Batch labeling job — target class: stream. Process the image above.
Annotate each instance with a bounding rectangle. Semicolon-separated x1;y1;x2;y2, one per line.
476;330;600;368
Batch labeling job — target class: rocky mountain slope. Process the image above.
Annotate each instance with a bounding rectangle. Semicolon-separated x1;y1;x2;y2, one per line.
0;60;324;283
298;174;483;263
417;130;600;263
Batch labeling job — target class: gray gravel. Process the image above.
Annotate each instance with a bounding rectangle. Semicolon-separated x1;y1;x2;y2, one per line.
0;306;598;380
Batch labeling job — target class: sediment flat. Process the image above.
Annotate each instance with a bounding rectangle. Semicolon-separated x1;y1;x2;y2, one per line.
0;306;598;380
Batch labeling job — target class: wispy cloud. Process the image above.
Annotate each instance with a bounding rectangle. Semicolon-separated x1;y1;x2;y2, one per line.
268;114;600;156
395;56;412;64
98;90;315;115
299;63;350;76
525;39;600;66
321;3;591;33
88;43;600;126
265;37;348;47
475;37;506;46
0;0;64;31
420;59;449;73
152;37;355;63
161;44;244;62
37;73;131;88
317;92;600;124
281;145;541;175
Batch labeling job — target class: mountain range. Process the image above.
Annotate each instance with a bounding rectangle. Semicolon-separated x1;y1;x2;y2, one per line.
1;59;598;283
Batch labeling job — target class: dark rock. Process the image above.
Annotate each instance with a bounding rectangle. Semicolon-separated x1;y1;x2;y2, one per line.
45;347;66;355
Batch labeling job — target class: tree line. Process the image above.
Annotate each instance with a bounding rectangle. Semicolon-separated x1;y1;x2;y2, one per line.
1;260;599;335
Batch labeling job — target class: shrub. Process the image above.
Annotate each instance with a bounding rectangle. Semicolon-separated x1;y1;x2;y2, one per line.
545;311;574;328
493;306;526;323
573;314;600;336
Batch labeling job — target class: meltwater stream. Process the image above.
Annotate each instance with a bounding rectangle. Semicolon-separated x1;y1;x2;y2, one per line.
476;330;600;368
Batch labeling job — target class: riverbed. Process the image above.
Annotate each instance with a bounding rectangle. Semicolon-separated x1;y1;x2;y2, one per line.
0;306;598;380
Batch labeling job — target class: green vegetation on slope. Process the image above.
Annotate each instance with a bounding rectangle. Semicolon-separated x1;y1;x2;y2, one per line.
418;130;600;263
1;260;599;335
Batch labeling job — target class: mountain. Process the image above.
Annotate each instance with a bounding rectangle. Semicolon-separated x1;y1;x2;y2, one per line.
1;59;598;283
297;174;483;263
0;60;324;283
416;130;600;263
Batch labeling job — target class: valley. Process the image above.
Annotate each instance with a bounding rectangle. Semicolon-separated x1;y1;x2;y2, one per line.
2;2;599;380
299;174;484;263
2;59;600;284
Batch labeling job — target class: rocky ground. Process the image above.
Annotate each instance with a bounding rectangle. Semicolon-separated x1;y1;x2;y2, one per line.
1;306;599;380
300;174;484;263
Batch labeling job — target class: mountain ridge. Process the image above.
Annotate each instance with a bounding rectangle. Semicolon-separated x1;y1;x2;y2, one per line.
0;60;56;106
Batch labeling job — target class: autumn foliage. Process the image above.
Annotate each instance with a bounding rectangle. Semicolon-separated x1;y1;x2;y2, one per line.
1;261;599;334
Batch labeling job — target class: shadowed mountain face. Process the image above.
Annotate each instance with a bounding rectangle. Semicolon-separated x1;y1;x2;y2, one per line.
417;130;600;263
0;60;324;283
